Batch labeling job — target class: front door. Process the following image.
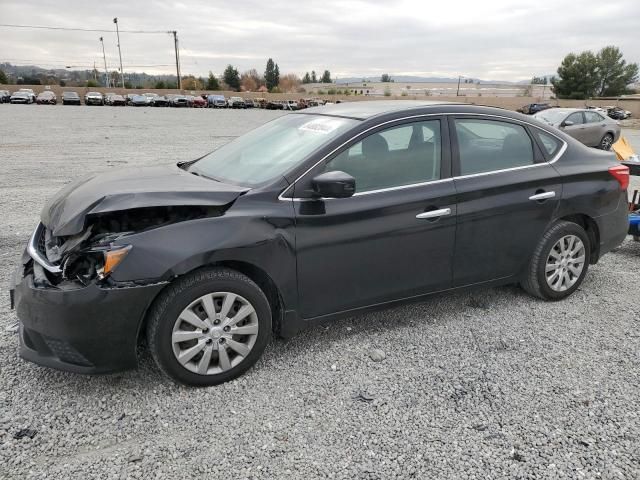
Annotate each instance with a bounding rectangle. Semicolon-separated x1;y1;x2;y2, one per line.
293;118;457;319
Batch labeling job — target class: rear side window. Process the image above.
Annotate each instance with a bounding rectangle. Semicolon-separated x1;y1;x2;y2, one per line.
533;130;562;157
584;111;604;123
454;119;534;175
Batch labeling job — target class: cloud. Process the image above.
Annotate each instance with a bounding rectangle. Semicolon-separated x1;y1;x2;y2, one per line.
1;0;639;80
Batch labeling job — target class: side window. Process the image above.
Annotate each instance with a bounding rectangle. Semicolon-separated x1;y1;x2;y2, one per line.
566;112;584;124
454;119;534;175
533;129;562;157
324;120;442;193
584;111;604;123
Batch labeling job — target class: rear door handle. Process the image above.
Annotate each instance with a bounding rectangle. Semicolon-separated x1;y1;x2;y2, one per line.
416;208;451;219
529;191;556;201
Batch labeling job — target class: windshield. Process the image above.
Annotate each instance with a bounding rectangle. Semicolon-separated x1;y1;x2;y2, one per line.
535;110;569;124
191;114;358;186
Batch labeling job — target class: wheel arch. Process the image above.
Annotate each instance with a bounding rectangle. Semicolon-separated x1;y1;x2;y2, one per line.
136;261;285;349
556;213;600;263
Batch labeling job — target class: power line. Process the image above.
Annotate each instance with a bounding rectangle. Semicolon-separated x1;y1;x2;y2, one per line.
0;23;170;34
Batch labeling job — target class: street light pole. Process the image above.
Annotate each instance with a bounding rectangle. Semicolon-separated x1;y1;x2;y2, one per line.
113;17;125;88
99;36;110;88
172;31;182;90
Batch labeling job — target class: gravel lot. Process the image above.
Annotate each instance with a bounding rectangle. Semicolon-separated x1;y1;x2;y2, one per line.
1;105;639;479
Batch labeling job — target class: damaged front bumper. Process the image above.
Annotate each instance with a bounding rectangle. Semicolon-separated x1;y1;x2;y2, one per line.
11;259;166;375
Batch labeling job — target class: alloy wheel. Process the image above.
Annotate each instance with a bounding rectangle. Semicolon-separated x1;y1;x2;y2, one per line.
545;235;586;292
600;134;613;150
171;292;259;375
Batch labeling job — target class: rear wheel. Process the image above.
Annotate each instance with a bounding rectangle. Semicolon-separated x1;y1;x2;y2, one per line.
521;221;590;300
146;268;271;386
599;133;614;150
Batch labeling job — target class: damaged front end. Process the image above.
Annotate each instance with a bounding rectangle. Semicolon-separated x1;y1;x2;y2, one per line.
26;204;224;289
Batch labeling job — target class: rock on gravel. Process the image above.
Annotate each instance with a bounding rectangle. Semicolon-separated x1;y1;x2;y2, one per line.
368;349;386;362
1;106;639;479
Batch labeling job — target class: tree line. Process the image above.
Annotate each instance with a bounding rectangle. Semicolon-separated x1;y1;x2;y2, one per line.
551;45;638;99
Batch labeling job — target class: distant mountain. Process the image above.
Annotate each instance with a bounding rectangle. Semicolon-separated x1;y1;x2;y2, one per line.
335;75;554;85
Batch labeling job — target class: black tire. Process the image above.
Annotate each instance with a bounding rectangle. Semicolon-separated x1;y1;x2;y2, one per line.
599;133;614;150
146;267;271;386
521;221;591;300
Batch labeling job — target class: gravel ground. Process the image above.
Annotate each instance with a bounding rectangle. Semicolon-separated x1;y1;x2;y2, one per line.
1;104;639;479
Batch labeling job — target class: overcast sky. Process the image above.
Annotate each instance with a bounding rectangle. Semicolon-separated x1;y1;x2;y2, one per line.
2;0;639;81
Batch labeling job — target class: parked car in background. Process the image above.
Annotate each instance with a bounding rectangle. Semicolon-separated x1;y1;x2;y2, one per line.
61;91;81;105
534;108;621;150
85;92;104;106
517;103;552;115
129;94;149;107
284;100;299;111
36;91;57;105
10;91;33;104
228;96;246;108
171;95;191;107
192;96;207;108
11;101;629;386
243;98;256;108
207;94;227;108
110;94;126;106
18;88;37;103
265;100;284;110
0;90;11;103
143;93;159;105
605;106;632;120
152;95;170;107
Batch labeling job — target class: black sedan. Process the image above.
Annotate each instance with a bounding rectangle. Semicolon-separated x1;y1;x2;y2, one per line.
61;91;81;105
11;101;629;386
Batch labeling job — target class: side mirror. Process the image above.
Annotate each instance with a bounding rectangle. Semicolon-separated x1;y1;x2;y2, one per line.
562;120;574;127
311;171;356;199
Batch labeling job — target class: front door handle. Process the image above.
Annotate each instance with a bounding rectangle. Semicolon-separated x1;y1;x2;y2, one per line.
416;208;452;220
529;191;556;201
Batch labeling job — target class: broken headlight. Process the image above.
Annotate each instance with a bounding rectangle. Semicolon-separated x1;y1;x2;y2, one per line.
62;245;132;285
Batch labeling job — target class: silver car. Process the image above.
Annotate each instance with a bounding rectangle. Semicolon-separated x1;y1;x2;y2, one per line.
534;108;620;150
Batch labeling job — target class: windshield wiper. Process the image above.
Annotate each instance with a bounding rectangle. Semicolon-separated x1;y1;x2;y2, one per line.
189;169;220;182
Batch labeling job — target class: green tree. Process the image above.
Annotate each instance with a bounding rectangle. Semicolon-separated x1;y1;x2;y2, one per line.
206;71;220;90
311;70;317;83
223;65;240;91
321;70;332;83
155;80;166;89
380;73;392;82
302;72;311;84
0;69;7;84
265;58;278;91
274;63;280;89
86;79;99;87
531;76;548;85
551;51;599;99
596;46;639;96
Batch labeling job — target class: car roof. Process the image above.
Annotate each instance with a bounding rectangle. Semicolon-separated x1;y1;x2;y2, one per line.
301;100;459;120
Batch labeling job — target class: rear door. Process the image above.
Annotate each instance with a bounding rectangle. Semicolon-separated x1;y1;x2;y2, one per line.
583;111;607;147
450;116;562;286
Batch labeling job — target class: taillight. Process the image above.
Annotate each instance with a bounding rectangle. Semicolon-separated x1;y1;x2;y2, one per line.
608;164;630;190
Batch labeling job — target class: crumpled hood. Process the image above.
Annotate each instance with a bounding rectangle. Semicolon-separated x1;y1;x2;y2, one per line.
41;165;249;236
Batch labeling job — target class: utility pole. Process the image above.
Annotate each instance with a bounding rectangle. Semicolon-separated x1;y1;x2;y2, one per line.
172;31;182;90
99;36;110;88
113;17;125;88
93;61;98;82
456;75;463;96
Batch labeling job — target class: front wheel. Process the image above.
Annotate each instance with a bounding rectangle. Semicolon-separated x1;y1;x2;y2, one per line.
146;268;272;386
599;133;614;150
521;221;590;300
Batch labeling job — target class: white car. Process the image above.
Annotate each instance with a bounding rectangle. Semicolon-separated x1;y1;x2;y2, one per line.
18;88;37;103
84;92;104;106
